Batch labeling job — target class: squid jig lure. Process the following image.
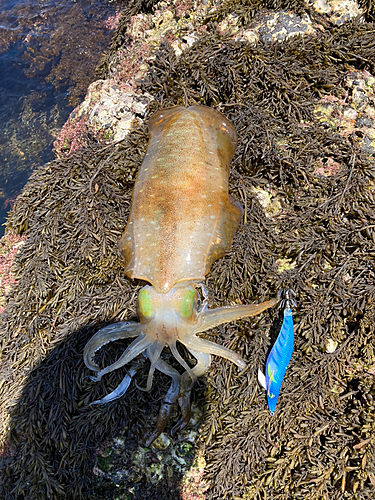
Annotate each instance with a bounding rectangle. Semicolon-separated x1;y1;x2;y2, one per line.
258;289;296;414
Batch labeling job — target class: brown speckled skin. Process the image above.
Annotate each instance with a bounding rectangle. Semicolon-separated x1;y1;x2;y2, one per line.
119;105;242;293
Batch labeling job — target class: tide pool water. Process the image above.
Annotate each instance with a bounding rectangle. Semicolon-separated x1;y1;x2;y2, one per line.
0;0;118;236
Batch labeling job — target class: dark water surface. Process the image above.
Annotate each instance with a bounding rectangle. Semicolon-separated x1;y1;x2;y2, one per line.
0;0;119;236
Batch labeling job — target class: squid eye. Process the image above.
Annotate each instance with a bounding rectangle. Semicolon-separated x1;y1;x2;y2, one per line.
180;288;197;318
138;288;154;318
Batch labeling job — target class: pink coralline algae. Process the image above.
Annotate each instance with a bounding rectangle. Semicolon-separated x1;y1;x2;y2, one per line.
53;106;93;157
0;232;26;313
180;450;209;500
315;157;342;176
0;440;15;461
53;0;217;158
53;80;152;157
105;12;122;30
1;197;17;211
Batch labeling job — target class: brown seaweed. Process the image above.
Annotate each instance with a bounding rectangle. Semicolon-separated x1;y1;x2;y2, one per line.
1;6;375;500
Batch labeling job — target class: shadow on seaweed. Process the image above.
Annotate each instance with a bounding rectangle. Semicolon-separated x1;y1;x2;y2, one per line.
0;323;198;500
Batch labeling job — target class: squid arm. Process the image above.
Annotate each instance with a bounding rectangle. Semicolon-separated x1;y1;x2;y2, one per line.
179;296;280;371
83;321;143;371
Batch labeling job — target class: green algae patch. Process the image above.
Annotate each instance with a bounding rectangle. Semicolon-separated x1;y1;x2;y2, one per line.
275;257;296;273
250;187;283;217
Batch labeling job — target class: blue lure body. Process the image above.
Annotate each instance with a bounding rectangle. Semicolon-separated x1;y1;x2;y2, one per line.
265;308;294;414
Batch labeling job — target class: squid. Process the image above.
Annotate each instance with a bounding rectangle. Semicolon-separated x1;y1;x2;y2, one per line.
84;105;282;445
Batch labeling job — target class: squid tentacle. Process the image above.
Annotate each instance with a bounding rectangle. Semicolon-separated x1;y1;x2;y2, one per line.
195;297;279;334
144;354;181;447
89;356;148;405
171;349;211;437
180;334;246;370
91;333;154;381
90;365;139;405
135;341;165;392
170;342;197;383
178;297;281;371
83;321;143;371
